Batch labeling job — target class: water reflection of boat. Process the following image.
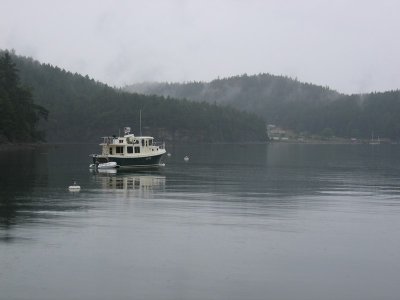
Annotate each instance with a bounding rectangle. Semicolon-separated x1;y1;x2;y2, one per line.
92;171;166;192
369;132;380;145
96;168;117;174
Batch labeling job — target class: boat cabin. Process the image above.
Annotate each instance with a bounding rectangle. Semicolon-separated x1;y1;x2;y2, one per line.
100;134;164;157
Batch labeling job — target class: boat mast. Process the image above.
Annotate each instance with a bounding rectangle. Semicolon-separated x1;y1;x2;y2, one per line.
140;110;142;136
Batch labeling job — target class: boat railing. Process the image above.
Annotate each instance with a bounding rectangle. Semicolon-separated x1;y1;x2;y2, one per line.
153;142;165;149
102;136;115;144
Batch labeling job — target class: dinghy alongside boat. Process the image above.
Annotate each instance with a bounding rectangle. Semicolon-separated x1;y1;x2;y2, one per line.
89;161;118;169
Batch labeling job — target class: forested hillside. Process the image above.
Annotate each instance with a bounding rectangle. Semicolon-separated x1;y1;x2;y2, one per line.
0;52;48;143
125;75;400;140
5;52;267;143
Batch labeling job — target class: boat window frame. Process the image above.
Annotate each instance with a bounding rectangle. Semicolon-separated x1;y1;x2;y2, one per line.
116;146;124;154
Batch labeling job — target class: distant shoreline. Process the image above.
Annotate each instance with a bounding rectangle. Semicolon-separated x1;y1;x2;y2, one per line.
0;139;397;151
0;143;44;151
268;137;396;145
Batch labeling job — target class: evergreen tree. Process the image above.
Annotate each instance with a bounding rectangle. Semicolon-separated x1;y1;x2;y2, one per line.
0;51;48;142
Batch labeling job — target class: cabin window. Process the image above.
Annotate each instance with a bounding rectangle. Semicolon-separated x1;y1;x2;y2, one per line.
141;139;144;147
134;146;140;153
116;146;124;154
145;140;148;146
119;139;124;143
127;146;133;154
149;140;153;146
109;147;112;154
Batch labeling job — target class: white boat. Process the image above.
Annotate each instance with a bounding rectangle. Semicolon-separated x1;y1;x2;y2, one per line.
89;127;166;169
89;161;118;169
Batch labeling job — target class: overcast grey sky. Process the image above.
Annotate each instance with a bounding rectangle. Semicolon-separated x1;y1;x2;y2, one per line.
1;0;399;94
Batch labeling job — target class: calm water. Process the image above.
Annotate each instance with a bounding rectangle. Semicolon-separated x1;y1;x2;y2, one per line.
1;143;400;300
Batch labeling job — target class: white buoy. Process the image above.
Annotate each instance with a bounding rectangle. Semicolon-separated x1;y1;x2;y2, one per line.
68;181;81;191
184;156;189;162
167;153;171;157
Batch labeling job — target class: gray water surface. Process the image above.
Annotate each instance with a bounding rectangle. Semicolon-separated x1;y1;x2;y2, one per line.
1;143;400;300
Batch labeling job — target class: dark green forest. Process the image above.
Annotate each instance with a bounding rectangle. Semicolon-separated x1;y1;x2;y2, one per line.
125;75;400;140
1;51;267;143
4;49;400;143
0;52;48;142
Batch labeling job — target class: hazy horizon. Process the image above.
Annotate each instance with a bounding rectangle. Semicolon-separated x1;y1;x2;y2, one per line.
1;0;399;94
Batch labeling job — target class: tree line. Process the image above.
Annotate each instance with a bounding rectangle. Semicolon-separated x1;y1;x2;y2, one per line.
1;51;266;143
125;74;400;140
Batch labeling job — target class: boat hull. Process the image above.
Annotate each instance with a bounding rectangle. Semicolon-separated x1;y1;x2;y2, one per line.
93;153;164;169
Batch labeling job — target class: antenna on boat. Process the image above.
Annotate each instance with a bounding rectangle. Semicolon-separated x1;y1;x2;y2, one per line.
124;127;131;135
140;110;142;136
